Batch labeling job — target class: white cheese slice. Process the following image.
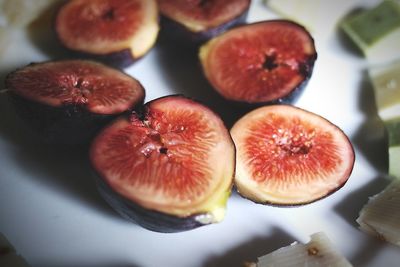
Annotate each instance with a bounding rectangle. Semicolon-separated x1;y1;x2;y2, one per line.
255;232;353;267
357;179;400;246
369;60;400;121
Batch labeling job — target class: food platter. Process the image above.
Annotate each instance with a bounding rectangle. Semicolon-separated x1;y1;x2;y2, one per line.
0;0;399;266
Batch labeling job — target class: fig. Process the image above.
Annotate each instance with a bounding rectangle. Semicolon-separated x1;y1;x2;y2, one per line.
157;0;251;45
230;105;355;205
55;0;159;68
199;20;317;105
90;95;235;232
5;60;145;144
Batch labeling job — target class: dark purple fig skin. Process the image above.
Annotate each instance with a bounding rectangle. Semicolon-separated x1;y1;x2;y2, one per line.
256;43;317;106
5;60;145;145
7;92;142;145
54;0;160;69
95;171;208;233
98;49;139;69
159;6;249;46
61;48;140;70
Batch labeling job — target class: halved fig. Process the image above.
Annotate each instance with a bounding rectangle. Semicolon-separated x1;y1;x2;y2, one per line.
158;0;251;45
90;95;235;232
55;0;159;68
230;105;355;205
5;60;145;144
199;20;317;105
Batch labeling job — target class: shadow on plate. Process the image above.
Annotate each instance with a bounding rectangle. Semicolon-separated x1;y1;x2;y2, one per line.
334;175;390;226
349;235;389;267
202;227;295;267
336;5;388;172
154;41;252;128
335;175;390;265
1;68;13;86
39;263;141;267
352;70;388;172
229;187;245;200
334;7;366;58
0;94;127;223
26;1;74;61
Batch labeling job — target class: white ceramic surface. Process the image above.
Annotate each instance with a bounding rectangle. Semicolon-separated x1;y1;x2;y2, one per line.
1;1;399;266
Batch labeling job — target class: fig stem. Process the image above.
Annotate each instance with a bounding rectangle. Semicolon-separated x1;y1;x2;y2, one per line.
0;88;10;94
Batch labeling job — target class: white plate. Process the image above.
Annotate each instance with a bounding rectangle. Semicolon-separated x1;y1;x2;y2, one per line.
1;1;399;266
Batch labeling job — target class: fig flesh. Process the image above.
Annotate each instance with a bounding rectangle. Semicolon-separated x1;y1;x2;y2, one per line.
55;0;159;68
199;20;317;105
230;105;355;205
158;0;251;45
5;60;145;144
90;95;235;232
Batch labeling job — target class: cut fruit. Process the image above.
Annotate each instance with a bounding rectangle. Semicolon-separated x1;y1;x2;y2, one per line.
230;105;355;205
340;0;400;64
5;60;145;144
199;20;317;105
369;60;400;121
55;0;159;68
252;232;353;267
90;95;235;232
357;179;400;246
6;60;145;114
158;0;250;44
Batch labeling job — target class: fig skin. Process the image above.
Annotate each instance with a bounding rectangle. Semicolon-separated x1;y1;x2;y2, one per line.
54;0;160;68
199;20;317;106
96;171;216;233
67;48;142;70
8;94;119;145
90;95;235;232
158;0;251;46
230;104;355;206
5;60;145;145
